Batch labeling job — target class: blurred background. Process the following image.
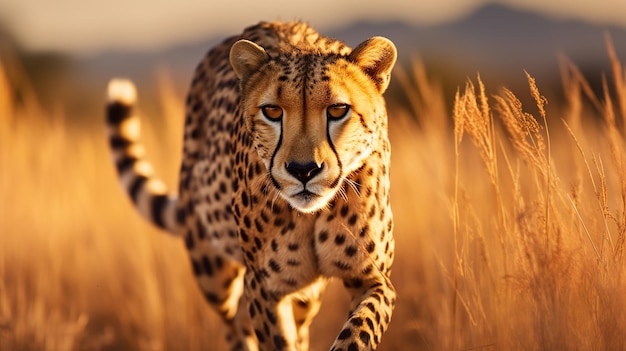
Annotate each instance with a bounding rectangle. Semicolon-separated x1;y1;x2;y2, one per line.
3;1;626;350
2;0;626;116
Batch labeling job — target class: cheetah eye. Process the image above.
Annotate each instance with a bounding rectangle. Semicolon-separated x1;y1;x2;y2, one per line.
261;105;283;121
326;104;350;120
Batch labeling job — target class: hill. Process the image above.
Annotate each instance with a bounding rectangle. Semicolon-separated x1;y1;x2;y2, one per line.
78;3;626;95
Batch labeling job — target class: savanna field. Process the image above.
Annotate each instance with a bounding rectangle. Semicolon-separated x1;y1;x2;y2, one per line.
2;37;626;351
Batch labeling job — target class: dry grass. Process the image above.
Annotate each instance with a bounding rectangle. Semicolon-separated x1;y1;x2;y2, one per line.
2;39;626;350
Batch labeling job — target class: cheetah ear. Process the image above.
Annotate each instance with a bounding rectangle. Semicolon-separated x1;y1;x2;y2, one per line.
349;37;397;93
230;40;270;80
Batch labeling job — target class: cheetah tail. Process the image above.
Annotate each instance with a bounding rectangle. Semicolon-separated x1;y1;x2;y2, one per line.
106;79;181;235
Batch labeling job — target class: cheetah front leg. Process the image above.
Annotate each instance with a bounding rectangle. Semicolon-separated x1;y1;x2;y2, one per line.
244;269;300;351
291;279;327;350
330;278;396;351
243;271;327;351
190;250;257;351
225;294;258;351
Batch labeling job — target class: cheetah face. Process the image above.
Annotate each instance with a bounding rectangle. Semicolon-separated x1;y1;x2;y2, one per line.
230;37;396;213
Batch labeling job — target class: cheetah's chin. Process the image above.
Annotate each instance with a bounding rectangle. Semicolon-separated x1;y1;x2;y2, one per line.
286;189;334;214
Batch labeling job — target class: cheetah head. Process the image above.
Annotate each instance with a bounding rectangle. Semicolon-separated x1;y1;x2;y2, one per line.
230;37;396;213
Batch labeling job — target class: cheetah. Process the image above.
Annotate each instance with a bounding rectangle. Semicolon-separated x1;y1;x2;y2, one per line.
106;21;396;351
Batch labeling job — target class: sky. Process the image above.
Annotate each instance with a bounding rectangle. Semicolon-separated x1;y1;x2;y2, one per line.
1;0;626;56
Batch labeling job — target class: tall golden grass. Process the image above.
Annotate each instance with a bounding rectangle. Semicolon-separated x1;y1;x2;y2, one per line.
2;39;626;350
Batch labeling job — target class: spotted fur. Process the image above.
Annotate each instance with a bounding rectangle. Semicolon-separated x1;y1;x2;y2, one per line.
106;21;396;351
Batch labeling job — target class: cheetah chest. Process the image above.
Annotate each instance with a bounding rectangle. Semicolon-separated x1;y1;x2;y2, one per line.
232;163;393;297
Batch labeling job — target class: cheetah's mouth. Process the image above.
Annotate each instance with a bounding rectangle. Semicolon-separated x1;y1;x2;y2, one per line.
295;190;319;201
288;189;323;211
283;184;336;213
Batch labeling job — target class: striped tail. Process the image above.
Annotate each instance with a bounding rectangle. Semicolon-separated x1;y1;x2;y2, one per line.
106;79;181;235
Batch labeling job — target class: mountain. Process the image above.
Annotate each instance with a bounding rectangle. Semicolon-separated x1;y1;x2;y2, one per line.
78;4;626;97
329;4;626;91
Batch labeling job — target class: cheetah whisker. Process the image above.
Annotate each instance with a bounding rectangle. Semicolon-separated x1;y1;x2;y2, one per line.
336;183;349;202
342;177;361;198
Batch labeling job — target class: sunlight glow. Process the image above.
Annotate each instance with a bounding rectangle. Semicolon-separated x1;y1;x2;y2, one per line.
1;0;623;55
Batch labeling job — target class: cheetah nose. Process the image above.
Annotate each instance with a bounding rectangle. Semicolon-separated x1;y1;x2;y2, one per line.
286;161;322;184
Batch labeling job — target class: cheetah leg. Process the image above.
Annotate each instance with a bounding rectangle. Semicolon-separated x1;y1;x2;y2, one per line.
329;279;396;351
291;279;327;350
244;270;300;351
194;256;257;350
224;294;258;351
